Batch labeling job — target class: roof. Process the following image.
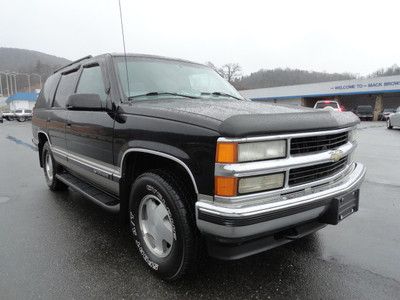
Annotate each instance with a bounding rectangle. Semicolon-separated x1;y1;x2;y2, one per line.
240;75;400;100
55;53;205;74
6;92;39;104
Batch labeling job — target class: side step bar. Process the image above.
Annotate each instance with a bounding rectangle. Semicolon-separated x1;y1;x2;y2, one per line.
56;173;120;213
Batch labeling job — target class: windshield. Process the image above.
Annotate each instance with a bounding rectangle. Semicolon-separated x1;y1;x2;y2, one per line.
113;57;243;100
315;102;338;109
357;106;373;112
383;109;395;113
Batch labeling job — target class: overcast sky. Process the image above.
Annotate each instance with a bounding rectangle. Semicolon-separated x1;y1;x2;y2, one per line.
1;0;399;76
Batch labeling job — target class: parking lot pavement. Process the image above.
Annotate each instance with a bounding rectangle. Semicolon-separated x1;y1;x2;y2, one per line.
0;121;399;299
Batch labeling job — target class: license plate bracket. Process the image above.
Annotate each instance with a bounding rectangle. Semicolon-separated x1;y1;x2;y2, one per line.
320;190;359;225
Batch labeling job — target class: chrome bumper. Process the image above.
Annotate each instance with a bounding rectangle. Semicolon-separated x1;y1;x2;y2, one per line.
196;162;366;239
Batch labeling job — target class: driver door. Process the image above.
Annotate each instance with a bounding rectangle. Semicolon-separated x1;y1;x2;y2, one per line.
65;60;118;195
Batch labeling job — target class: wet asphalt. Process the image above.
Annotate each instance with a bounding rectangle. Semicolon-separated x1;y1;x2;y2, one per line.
0;121;399;299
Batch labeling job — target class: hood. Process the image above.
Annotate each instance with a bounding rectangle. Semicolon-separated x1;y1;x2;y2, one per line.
121;98;359;137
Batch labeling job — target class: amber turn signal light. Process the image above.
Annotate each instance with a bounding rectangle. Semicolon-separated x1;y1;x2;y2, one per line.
216;142;238;163
215;176;238;197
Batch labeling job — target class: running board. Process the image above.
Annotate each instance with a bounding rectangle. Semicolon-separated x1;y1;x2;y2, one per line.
56;173;120;213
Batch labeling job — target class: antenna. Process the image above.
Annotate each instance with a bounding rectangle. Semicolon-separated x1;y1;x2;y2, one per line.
118;0;131;97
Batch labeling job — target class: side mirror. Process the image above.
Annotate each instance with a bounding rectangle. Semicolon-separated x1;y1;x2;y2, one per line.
67;93;103;111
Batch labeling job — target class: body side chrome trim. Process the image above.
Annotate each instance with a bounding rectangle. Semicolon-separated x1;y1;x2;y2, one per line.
119;148;199;194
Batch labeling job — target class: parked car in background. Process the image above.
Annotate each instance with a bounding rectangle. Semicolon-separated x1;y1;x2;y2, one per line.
379;108;396;121
14;109;33;122
0;111;3;123
387;107;400;129
314;100;342;111
3;111;15;121
354;105;374;121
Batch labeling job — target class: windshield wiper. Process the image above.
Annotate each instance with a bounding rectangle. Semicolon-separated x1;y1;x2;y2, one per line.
128;92;198;100
201;92;243;101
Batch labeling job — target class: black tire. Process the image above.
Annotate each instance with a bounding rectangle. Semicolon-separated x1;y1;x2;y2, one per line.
18;117;26;122
387;119;393;129
42;142;68;191
129;170;199;281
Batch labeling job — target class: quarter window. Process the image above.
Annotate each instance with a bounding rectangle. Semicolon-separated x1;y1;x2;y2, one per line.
53;71;79;108
76;65;107;102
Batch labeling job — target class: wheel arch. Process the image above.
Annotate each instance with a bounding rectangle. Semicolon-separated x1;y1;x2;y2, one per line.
118;148;200;223
120;148;199;195
37;131;50;168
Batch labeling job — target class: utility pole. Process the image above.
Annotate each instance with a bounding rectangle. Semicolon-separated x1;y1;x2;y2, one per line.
31;73;42;89
22;73;31;92
13;74;17;93
6;73;13;95
0;73;3;96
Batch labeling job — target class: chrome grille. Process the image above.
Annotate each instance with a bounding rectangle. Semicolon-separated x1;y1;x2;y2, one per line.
290;132;349;155
289;157;348;186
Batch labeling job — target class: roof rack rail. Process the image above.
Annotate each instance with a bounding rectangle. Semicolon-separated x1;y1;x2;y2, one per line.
53;55;93;73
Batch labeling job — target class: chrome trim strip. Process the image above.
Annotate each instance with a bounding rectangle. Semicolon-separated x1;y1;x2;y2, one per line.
67;150;118;176
52;146;69;158
119;148;199;194
215;142;355;178
37;131;199;195
218;126;355;143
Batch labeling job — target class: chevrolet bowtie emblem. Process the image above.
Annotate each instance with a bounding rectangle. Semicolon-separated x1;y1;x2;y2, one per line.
330;149;344;162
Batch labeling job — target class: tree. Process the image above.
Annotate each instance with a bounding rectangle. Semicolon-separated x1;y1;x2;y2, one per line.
219;63;242;83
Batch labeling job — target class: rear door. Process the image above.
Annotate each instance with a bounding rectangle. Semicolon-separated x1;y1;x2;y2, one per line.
47;69;80;165
65;60;117;195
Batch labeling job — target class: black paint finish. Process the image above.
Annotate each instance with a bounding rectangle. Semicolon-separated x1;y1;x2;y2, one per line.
32;53;359;198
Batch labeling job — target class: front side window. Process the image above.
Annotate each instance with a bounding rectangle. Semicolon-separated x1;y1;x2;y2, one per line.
76;65;107;102
53;71;79;108
113;57;243;101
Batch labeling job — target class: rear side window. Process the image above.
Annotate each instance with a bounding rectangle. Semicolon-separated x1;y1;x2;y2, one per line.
35;74;60;108
76;65;107;102
53;70;79;108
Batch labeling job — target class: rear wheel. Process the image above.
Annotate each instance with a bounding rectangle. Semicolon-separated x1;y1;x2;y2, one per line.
18;117;26;122
42;142;68;191
129;170;198;281
387;119;393;129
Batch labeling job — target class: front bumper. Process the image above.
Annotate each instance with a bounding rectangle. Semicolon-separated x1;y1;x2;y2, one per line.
196;162;366;241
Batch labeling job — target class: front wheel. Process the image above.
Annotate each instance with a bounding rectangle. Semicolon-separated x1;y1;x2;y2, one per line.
387;119;393;129
129;170;199;281
18;117;26;122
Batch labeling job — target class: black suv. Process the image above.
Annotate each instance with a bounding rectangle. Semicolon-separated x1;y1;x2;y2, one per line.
32;54;366;280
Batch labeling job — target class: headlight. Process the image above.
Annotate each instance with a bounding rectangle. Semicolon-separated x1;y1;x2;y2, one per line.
216;140;287;163
238;173;285;194
238;140;286;162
